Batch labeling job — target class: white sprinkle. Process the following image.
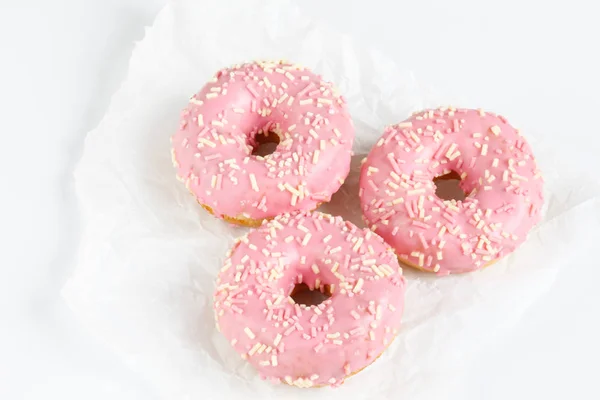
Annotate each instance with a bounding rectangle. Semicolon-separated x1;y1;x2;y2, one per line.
333;128;342;137
371;264;384;277
481;144;488;156
284;235;295;243
311;263;320;274
271;355;278;366
312;150;320;164
244;327;255;339
407;188;426;196
448;150;461;161
277;93;288;105
375;305;382;320
353;278;364;293
249;173;259;192
352;237;364;252
206;92;218;99
211;120;224;127
387;181;399;189
248;342;261;356
350;310;360;319
298;224;310;233
300;99;313;105
257;344;267;354
198;138;216;148
323;234;332;243
197;114;204;126
283;183;301;196
273;333;282;346
302;233;312;246
490;125;502;135
445;143;458;158
382;264;395;276
233;108;245;114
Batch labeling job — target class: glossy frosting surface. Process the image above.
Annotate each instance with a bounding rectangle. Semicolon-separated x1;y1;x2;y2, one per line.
360;107;544;274
172;61;354;222
214;211;406;387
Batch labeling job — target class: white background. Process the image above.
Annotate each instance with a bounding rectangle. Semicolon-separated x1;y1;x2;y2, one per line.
1;0;599;399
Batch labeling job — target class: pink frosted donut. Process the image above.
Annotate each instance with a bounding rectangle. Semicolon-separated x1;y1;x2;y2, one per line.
171;60;354;226
213;211;406;387
359;107;544;275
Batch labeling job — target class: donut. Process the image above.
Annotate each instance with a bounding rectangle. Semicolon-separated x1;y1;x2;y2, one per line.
359;107;544;275
213;211;406;387
171;60;354;227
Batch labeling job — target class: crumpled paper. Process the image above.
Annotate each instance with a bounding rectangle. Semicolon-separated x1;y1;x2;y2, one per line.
63;0;600;399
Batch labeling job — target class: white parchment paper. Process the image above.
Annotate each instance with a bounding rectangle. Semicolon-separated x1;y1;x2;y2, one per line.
63;0;600;399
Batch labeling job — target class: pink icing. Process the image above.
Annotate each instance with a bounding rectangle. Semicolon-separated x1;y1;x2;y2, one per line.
359;107;544;275
213;211;406;387
171;61;354;222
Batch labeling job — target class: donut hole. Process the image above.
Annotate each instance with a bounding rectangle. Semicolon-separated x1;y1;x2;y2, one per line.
433;170;466;201
289;282;332;306
251;130;280;157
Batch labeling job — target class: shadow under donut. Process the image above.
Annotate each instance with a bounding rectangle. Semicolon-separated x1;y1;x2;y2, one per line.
317;154;367;229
